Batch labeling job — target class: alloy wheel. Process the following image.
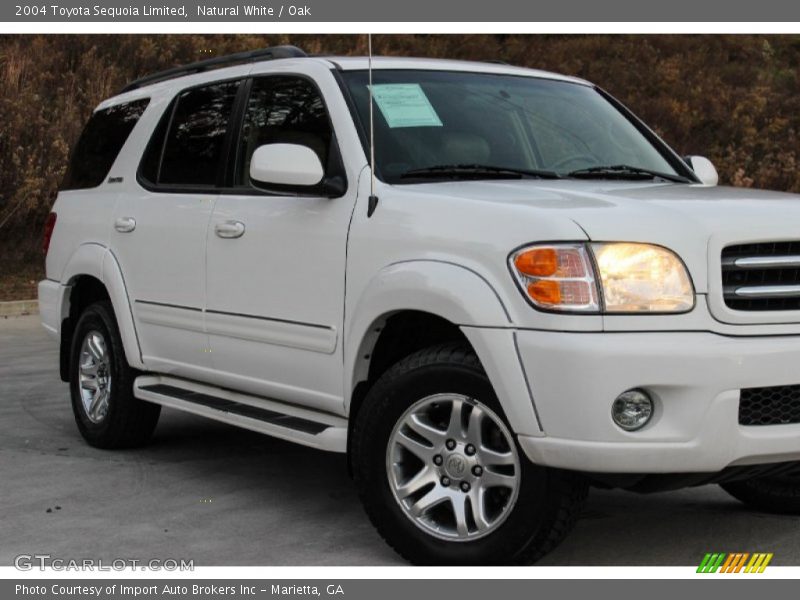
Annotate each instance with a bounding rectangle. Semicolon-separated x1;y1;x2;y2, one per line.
77;329;112;424
386;393;521;541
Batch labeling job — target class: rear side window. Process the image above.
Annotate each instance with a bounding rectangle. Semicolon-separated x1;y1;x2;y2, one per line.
143;81;239;187
61;98;149;190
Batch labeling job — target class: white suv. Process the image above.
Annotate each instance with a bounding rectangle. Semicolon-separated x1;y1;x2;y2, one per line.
39;45;800;565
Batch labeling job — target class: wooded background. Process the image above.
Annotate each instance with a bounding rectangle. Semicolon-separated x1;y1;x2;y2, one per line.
1;34;799;299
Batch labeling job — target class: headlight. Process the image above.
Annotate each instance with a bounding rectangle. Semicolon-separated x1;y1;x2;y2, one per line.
592;243;694;313
510;242;694;313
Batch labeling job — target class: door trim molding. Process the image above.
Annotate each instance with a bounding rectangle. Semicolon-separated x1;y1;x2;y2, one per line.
205;308;331;330
134;299;204;333
134;300;337;353
205;309;337;354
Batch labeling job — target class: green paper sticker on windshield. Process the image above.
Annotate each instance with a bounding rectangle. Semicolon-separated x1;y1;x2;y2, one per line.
371;84;443;128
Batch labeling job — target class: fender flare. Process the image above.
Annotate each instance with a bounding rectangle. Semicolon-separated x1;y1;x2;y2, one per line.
60;243;144;370
345;259;512;400
60;242;105;287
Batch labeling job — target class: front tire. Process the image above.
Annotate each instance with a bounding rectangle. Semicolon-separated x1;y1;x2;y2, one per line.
352;342;587;565
721;469;800;514
69;301;160;449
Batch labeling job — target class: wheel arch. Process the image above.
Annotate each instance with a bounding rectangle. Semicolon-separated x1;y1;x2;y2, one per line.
343;261;543;467
345;260;513;406
58;244;144;381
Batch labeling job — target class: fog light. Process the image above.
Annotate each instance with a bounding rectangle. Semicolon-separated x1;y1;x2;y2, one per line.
611;389;653;431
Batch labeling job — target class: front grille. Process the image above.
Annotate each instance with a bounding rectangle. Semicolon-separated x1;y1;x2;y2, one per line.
722;242;800;311
739;385;800;426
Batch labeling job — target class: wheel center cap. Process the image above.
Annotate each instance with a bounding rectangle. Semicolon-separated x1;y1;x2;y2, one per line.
444;454;467;479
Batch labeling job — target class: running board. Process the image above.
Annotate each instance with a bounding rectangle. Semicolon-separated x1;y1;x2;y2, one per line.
134;375;347;452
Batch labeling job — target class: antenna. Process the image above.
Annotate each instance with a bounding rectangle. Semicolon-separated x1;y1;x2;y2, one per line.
367;33;379;217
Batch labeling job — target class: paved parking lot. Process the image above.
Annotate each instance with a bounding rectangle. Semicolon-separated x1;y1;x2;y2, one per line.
2;314;799;566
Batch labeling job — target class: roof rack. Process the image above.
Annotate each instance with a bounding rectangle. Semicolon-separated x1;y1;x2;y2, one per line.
120;45;308;93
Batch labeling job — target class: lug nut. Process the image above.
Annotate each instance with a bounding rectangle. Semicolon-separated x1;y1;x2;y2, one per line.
445;439;456;450
433;455;443;466
465;444;476;456
440;476;451;487
460;481;471;492
472;465;483;477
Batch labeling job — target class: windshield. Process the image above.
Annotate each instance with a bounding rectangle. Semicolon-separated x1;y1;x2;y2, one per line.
341;69;686;183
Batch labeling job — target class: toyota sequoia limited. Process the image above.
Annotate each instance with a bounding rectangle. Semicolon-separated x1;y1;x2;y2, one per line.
39;46;800;565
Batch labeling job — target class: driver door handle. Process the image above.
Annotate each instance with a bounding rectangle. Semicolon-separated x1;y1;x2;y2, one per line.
114;217;136;233
215;220;246;239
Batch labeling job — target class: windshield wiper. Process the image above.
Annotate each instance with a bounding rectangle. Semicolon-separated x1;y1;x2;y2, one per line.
400;164;562;180
567;164;691;183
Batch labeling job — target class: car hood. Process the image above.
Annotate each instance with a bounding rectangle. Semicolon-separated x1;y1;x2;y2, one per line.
397;179;800;293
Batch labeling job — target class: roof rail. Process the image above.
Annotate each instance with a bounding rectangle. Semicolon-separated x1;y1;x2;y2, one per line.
120;45;308;93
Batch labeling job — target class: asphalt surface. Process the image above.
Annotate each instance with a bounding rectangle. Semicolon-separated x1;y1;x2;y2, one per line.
2;314;799;567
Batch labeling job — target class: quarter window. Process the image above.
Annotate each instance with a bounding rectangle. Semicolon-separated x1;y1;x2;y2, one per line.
61;98;149;190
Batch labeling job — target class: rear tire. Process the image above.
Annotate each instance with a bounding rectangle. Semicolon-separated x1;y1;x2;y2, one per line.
69;301;160;449
352;342;587;565
721;469;800;514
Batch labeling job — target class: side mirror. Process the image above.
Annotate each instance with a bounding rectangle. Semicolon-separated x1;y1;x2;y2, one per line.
684;155;719;186
250;143;324;188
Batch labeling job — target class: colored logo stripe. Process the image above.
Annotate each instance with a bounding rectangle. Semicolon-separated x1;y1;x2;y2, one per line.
697;553;726;573
721;553;749;573
745;553;773;573
697;553;773;573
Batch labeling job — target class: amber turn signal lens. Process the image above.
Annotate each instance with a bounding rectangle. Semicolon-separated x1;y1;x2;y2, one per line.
509;243;600;312
514;248;558;277
527;280;561;305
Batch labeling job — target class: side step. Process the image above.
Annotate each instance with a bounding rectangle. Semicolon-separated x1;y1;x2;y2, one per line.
134;375;347;452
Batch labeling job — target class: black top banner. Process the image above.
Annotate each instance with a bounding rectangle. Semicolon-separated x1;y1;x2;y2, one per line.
4;0;800;22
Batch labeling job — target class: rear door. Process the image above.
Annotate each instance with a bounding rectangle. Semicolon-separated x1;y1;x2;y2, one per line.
111;79;241;376
204;73;357;414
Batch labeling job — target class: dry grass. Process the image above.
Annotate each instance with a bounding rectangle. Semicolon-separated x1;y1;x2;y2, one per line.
0;264;42;301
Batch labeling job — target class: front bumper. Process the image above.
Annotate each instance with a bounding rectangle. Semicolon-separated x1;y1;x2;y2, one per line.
515;330;800;473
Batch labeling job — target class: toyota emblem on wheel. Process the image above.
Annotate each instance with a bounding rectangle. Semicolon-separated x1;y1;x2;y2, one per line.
446;455;466;478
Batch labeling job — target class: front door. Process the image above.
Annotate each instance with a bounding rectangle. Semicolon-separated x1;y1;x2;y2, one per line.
205;74;357;414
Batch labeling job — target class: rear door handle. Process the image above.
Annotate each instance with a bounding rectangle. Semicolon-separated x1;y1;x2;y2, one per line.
114;217;136;233
215;220;246;239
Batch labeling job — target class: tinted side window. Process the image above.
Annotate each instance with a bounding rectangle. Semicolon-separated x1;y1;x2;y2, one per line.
235;77;333;187
139;103;170;185
158;81;239;186
61;98;149;190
